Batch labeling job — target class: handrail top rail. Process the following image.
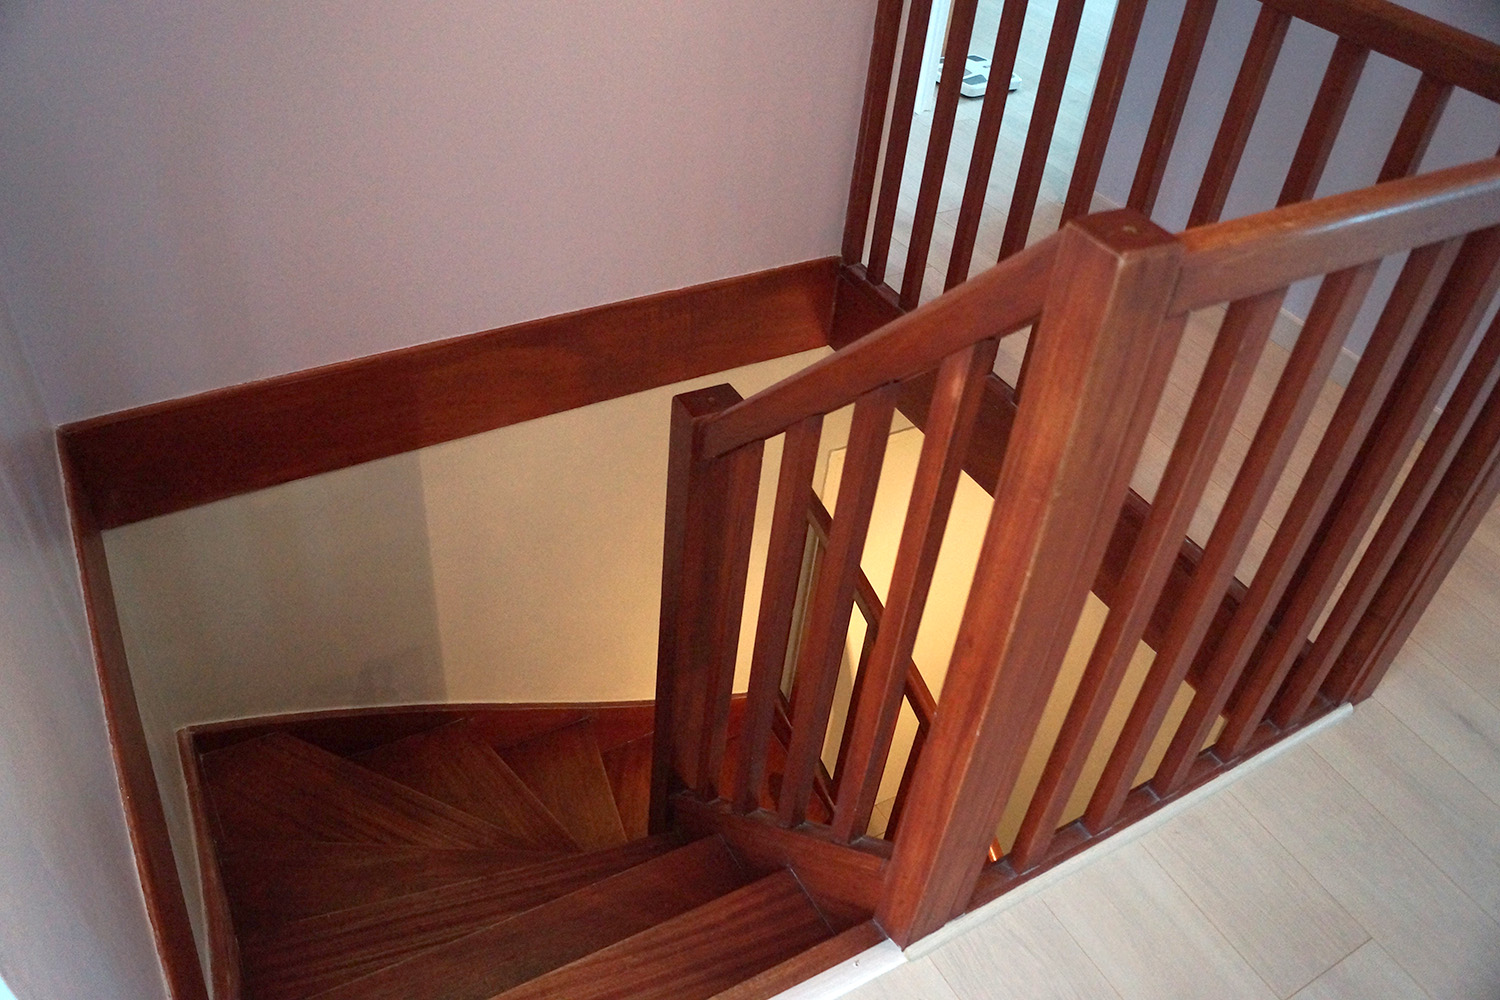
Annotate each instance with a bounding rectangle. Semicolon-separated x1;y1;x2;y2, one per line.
1259;0;1500;103
1172;156;1500;313
698;233;1059;460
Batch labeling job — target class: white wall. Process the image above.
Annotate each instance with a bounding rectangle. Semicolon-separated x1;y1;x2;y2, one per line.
0;0;874;425
0;296;167;997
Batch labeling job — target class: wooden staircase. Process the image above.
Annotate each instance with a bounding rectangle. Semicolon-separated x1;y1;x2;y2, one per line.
190;711;878;1000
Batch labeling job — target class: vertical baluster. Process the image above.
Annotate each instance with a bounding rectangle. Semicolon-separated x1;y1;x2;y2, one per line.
1378;74;1453;183
652;386;765;832
1153;258;1397;790
1278;38;1369;206
831;342;997;842
1212;238;1463;754
777;386;900;827
946;0;1030;288
878;212;1183;946
844;0;910;264
1187;5;1291;227
1278;230;1500;713
901;0;983;308
1129;0;1220;216
997;0;1090;261
1087;262;1375;829
1340;378;1500;703
1008;288;1284;872
1062;0;1151;224
867;0;939;286
734;416;824;814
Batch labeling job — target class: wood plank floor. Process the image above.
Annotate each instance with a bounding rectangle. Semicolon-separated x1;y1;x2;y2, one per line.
845;503;1500;997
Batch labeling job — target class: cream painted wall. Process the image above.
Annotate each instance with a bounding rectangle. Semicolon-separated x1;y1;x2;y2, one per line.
0;1;873;425
103;346;827;963
0;296;167;997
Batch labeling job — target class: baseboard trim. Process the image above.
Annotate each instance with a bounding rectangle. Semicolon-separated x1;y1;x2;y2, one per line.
768;938;906;1000
62;257;839;530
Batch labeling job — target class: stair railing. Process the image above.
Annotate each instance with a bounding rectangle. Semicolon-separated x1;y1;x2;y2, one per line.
655;157;1500;948
843;0;1500;312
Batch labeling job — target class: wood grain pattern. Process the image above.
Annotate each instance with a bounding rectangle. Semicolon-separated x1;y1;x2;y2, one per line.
865;0;937;286
202;732;520;850
1062;0;1150;223
707;920;887;1000
492;871;832;1000
301;836;750;1000
601;734;654;840
239;838;675;1000
355;721;579;851
218;843;555;930
498;720;628;851
1128;0;1220;216
61;258;836;530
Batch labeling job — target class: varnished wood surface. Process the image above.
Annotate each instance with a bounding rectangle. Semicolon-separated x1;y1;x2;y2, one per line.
202;732;520;850
356;722;579;851
61;258;837;530
178;729;242;998
302;836;749;1000
492;871;832;1000
709;920;887;1000
219;843;556;931
239;837;676;1000
601;734;654;841
499;720;629;851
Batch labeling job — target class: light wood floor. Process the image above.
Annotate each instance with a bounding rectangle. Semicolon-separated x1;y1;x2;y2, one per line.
845;505;1500;998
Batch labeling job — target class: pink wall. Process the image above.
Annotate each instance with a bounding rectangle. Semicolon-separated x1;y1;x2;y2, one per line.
0;295;167;998
0;1;874;424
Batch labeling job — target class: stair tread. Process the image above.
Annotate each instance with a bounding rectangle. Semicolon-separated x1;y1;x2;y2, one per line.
304;835;750;1000
240;836;676;1000
707;920;887;1000
202;732;520;850
355;721;579;851
600;734;653;840
499;720;628;850
219;842;558;930
491;869;834;1000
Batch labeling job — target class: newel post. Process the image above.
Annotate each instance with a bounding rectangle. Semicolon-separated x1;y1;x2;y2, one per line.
650;384;764;835
876;211;1186;945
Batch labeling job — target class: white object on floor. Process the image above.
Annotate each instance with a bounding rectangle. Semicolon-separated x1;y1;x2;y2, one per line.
937;53;1022;99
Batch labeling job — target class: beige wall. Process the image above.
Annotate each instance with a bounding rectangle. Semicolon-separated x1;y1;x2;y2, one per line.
103;347;827;962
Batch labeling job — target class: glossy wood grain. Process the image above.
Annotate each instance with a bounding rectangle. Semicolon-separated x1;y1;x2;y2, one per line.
843;0;908;262
1062;0;1149;223
301;836;749;1000
202;732;520;850
61;259;835;531
492;871;832;1000
601;734;654;840
1128;0;1220;216
356;721;579;851
498;720;628;851
708;920;887;1000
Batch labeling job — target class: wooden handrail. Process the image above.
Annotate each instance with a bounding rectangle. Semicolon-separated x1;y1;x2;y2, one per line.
1258;0;1500;103
698;234;1059;460
1172;157;1500;312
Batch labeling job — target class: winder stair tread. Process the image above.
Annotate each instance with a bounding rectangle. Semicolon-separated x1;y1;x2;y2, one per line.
498;719;629;850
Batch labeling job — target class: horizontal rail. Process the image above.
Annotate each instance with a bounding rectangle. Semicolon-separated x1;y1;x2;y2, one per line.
1172;157;1500;312
699;235;1060;459
1259;0;1500;103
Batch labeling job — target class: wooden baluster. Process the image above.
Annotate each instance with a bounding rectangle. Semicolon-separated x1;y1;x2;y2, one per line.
843;0;910;264
1187;5;1291;227
831;342;996;843
1008;288;1284;872
946;0;1030;289
777;386;899;827
1211;238;1463;755
1340;377;1500;704
1277;38;1369;206
734;416;824;814
878;212;1183;946
1087;262;1375;828
1277;229;1500;713
1061;0;1150;224
997;0;1090;262
1128;0;1220;216
1377;74;1452;183
901;0;983;308
652;386;765;833
866;0;938;287
1152;260;1394;790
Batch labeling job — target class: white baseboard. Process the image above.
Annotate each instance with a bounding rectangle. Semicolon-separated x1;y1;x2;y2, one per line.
767;939;906;1000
